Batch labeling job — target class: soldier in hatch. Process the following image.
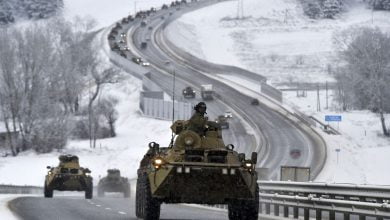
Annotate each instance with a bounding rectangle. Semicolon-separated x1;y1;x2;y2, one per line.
187;102;208;136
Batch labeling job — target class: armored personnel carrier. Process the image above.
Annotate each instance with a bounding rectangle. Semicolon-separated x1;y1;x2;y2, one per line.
136;119;259;220
44;155;93;199
98;169;130;198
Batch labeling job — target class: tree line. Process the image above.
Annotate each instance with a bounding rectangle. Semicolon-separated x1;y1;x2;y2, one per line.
334;27;390;136
0;18;119;156
301;0;390;19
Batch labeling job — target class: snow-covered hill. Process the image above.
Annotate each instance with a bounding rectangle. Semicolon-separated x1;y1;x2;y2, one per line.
167;0;390;184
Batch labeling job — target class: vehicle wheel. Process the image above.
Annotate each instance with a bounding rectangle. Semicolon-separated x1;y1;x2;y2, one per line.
85;181;93;199
137;173;160;220
124;183;131;198
135;176;143;218
97;186;104;197
228;184;259;220
44;181;53;198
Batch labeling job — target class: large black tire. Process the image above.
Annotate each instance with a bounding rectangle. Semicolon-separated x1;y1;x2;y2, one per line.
44;181;53;198
228;184;259;220
136;174;160;220
135;176;143;218
85;181;93;199
124;183;131;198
97;186;104;197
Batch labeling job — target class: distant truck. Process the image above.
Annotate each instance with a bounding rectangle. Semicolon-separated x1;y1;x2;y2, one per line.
201;84;214;100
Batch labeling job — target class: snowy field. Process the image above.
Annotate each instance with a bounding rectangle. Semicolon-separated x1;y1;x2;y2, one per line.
0;195;18;220
166;0;390;185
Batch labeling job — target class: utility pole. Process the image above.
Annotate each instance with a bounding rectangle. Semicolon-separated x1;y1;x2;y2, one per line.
236;0;244;19
317;83;321;112
172;68;176;122
326;81;329;109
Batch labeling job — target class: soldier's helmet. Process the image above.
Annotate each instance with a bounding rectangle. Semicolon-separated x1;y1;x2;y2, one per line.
194;102;207;113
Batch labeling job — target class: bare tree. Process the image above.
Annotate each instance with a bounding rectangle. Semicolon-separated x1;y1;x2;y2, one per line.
334;27;390;136
97;96;119;137
0;28;19;155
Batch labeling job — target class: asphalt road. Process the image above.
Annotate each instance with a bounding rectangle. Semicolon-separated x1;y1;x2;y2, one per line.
9;194;230;220
122;0;326;180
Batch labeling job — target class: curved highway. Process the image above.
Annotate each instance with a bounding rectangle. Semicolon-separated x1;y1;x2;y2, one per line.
125;0;326;180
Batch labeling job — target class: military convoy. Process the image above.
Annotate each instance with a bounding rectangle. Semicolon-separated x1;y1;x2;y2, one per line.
44;155;93;199
98;169;131;198
136;117;259;219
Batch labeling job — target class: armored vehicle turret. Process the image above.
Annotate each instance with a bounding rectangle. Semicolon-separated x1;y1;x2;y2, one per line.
44;154;93;199
98;169;130;198
136;118;259;220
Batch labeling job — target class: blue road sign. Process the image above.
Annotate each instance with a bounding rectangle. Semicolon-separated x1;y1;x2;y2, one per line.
325;115;342;122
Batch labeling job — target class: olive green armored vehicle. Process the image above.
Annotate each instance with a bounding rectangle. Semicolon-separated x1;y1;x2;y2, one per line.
136;120;259;220
44;155;93;199
98;169;130;198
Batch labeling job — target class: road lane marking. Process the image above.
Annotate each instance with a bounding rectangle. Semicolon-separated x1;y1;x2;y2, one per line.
118;211;127;215
105;207;112;210
96;204;101;207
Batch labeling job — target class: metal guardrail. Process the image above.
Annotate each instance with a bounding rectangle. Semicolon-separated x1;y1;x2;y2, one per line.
258;181;390;220
0;184;43;194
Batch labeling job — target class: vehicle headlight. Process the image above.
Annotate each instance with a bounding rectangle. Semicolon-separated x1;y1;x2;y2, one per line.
86;173;91;176
154;158;163;165
48;171;52;175
153;157;165;169
184;136;194;145
245;162;253;169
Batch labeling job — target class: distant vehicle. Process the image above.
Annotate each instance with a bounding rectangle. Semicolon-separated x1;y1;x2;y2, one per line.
224;111;233;118
119;38;126;44
121;17;129;24
201;84;214;100
115;22;122;29
121;46;130;51
161;16;165;19
251;98;259;105
120;33;126;38
111;29;118;35
140;42;147;49
108;34;115;40
215;115;229;129
127;15;134;21
182;86;196;98
111;43;120;51
132;57;150;66
120;51;127;58
44;155;93;199
98;169;130;198
140;20;147;27
290;149;301;159
148;26;153;30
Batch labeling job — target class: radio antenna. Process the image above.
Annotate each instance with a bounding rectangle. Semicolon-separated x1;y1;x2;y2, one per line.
169;66;176;148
